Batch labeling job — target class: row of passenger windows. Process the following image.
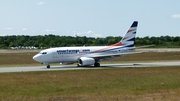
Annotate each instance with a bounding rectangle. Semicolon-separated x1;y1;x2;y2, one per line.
57;49;90;53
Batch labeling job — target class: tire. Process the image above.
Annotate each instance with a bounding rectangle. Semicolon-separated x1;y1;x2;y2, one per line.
47;65;50;68
94;63;100;67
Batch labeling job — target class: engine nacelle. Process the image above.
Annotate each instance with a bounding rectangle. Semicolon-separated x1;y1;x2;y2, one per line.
78;57;95;66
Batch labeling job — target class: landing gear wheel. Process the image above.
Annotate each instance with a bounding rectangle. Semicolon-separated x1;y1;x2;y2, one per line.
47;65;50;68
94;63;100;67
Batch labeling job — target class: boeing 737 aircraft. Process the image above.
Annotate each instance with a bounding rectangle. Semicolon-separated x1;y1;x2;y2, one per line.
33;21;138;68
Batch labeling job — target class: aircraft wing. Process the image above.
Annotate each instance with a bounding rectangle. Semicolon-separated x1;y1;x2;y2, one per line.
125;45;155;50
90;51;142;59
135;45;155;49
89;45;154;60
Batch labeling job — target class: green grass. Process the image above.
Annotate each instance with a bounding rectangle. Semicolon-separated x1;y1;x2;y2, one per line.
1;51;180;100
0;52;37;66
1;67;180;101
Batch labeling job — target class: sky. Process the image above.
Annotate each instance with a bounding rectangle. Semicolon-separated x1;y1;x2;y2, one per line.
0;0;180;37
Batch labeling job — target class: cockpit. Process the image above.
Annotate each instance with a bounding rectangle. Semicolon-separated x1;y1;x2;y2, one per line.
33;51;49;63
39;52;47;54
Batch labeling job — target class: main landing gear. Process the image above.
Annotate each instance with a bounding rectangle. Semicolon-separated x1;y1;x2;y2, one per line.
94;62;100;67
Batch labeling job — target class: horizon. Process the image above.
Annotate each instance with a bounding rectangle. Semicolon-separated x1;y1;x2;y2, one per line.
0;34;178;38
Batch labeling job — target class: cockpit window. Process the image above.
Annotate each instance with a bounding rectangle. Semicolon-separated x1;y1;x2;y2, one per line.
42;52;47;54
39;52;47;54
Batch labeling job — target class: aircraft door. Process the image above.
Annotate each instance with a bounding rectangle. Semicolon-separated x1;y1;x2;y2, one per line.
53;50;57;58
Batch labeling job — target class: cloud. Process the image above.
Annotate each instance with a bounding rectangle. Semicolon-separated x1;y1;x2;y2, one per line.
37;1;45;5
4;27;15;30
73;30;102;37
171;14;180;18
22;28;27;31
44;29;56;34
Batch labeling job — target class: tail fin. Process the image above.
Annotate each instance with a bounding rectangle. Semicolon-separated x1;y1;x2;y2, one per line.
111;21;138;47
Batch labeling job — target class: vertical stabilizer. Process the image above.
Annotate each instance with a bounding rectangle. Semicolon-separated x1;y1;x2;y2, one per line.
111;21;138;47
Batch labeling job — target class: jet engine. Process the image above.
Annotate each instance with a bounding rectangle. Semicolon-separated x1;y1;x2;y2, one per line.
78;57;95;66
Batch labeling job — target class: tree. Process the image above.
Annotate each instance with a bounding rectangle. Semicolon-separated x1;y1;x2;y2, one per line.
9;42;14;47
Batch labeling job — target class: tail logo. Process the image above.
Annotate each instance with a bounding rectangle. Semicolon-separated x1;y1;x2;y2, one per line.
110;21;138;47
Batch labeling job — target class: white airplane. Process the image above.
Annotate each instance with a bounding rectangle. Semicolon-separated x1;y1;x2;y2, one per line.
33;21;139;68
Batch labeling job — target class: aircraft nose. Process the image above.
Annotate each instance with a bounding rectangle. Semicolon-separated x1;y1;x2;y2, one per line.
33;54;41;62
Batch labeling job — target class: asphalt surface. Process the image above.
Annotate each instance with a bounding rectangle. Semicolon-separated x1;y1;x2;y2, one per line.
0;61;180;73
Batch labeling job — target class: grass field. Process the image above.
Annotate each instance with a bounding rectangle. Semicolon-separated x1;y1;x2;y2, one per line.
1;67;180;101
0;50;180;100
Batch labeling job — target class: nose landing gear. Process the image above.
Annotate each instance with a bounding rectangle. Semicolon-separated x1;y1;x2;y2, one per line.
47;64;50;68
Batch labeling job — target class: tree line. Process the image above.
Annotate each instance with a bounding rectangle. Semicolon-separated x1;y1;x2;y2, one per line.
0;34;180;49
